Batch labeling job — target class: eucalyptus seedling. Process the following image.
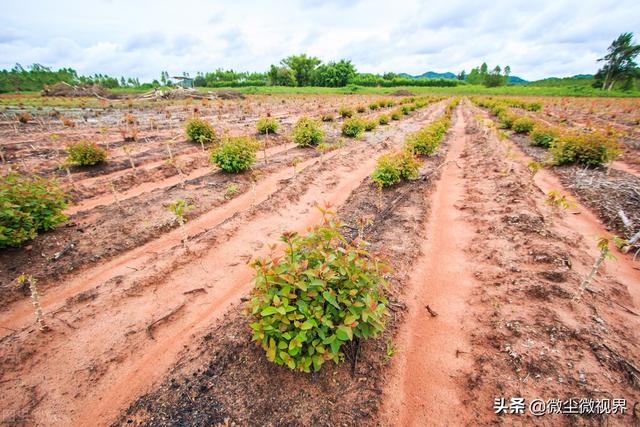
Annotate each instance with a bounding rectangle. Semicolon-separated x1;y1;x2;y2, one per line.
577;236;626;298
545;189;575;214
168;198;194;250
291;157;302;179
16;273;49;332
249;171;262;206
122;144;137;174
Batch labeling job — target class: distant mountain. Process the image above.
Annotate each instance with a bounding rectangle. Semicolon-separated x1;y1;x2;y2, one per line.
399;71;457;79
398;71;529;83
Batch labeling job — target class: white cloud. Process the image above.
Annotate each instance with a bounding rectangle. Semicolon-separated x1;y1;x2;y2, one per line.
0;0;639;81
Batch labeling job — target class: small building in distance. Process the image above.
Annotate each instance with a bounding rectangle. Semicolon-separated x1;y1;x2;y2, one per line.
172;76;194;89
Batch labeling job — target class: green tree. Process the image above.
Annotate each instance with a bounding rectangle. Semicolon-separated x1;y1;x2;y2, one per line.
280;54;321;86
312;59;356;87
595;32;640;91
268;65;297;86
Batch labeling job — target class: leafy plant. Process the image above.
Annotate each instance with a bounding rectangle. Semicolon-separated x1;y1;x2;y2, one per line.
369;102;380;111
256;117;279;134
498;111;516;129
390;110;402;120
405;117;449;156
320;113;335;122
363;119;378;132
210;136;260;172
0;173;67;248
545;189;575;211
224;183;239;199
167;198;194;250
530;125;560;148
341;117;366;138
293;117;324;146
338;106;354;118
66;140;107;166
185;117;216;145
371;150;420;188
378;114;390;125
512;117;535;134
550;131;621;166
247;207;390;372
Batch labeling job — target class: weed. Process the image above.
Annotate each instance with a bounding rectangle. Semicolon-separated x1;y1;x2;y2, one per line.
385;339;397;360
363;119;378;132
320;113;335;122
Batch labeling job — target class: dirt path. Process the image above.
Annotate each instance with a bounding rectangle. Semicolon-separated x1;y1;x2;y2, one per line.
381;103;475;425
0;102;447;426
380;100;640;426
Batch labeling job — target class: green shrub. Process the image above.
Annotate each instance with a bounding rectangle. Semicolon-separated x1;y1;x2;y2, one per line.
256;117;279;134
498;111;516;129
530;125;560;148
512;117;535;134
390;110;402;120
371;150;420;188
368;102;379;111
378;114;390;125
293;117;324;146
400;105;411;115
550;132;621;166
247;211;389;372
364;119;378;132
66;140;107;166
342;117;365;138
210;136;259;172
527;102;543;112
0;173;67;248
338;106;354;118
406;117;450;156
185;117;216;144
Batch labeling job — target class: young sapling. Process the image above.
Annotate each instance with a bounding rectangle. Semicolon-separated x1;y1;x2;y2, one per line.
168;199;194;250
16;273;49;332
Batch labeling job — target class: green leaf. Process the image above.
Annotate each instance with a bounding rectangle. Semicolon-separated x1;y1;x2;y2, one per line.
336;326;353;341
260;306;279;316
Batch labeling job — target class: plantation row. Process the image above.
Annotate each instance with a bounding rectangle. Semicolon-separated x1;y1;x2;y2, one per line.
246;99;455;373
372;98;460;188
471;96;621;167
0;96;443;248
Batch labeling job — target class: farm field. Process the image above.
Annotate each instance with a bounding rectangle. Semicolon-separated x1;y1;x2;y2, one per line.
1;92;640;427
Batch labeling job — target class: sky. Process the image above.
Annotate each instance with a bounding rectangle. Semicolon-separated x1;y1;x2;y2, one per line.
1;0;639;82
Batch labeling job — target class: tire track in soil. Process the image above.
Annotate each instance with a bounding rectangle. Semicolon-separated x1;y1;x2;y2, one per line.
0;102;448;427
380;103;475;426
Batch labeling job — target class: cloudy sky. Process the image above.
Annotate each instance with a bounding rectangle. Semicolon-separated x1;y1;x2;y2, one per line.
1;0;639;82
